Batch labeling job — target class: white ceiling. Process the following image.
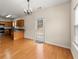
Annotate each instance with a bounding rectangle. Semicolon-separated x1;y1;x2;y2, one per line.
0;0;70;17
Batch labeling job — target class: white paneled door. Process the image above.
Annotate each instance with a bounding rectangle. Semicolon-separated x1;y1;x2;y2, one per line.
35;16;45;43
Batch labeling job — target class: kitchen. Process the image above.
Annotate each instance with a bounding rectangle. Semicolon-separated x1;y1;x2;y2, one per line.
0;17;24;40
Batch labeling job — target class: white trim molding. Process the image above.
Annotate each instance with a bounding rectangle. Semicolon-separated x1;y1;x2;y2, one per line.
45;41;70;49
71;42;78;59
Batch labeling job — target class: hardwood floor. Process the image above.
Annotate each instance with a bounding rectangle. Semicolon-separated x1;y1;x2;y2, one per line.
0;36;73;59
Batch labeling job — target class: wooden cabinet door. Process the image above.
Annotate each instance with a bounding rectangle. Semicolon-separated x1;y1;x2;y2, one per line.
16;19;24;27
0;21;5;25
5;21;12;27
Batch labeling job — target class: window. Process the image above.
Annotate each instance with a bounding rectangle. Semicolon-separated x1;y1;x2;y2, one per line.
74;4;78;46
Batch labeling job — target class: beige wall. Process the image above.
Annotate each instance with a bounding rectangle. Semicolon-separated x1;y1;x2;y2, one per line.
24;2;71;48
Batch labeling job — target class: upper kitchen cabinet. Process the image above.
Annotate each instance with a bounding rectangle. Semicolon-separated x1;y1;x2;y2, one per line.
16;19;24;27
0;21;5;25
5;21;12;27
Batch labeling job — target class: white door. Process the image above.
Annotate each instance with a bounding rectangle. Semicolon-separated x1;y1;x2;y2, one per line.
35;16;45;43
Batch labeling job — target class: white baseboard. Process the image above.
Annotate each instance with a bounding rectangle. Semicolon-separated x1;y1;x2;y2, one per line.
24;35;70;49
45;41;70;49
24;35;34;40
71;42;78;59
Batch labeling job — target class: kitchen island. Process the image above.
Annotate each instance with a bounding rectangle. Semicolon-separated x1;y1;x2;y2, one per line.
14;30;24;40
11;29;24;40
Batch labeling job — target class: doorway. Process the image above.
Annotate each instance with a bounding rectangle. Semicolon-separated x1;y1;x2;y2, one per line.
35;16;45;43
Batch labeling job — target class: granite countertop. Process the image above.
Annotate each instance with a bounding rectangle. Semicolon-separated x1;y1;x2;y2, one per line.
12;27;24;32
0;26;24;31
4;27;12;29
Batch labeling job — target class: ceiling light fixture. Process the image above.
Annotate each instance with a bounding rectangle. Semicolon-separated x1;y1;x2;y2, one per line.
6;15;12;18
24;0;32;15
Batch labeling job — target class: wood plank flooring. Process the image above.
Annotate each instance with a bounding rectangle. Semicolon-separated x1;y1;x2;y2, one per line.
0;36;73;59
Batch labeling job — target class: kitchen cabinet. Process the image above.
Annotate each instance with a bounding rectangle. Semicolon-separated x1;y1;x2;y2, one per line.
16;19;24;27
5;21;12;27
14;30;24;40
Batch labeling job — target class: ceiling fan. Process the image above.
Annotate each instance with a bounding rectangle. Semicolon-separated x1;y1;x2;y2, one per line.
24;0;32;15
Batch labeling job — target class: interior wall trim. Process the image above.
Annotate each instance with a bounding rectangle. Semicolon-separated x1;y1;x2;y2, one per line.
45;41;70;49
